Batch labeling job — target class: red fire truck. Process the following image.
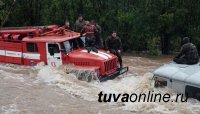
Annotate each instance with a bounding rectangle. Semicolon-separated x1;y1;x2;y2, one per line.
0;25;128;82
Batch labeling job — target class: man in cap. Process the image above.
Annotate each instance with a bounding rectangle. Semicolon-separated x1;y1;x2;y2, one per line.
173;37;199;65
106;31;123;68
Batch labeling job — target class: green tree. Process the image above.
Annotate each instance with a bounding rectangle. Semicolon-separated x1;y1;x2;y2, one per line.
0;0;5;25
1;0;200;55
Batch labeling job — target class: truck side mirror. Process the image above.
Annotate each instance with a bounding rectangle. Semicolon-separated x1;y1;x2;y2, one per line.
49;47;54;56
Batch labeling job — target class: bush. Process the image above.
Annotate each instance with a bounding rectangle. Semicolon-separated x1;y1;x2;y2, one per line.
147;37;161;56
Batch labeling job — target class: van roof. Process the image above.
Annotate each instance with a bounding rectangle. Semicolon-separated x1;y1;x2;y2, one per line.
153;63;200;87
23;31;80;43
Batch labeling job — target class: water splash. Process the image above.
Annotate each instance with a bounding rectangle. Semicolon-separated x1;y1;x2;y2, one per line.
0;56;199;114
36;65;200;113
1;104;19;114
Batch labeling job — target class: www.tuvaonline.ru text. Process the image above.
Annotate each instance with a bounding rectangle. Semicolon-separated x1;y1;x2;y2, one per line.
98;91;188;103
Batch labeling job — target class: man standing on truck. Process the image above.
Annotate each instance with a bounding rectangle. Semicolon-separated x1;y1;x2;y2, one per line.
106;31;123;68
173;37;199;65
81;21;98;53
74;14;86;32
64;20;72;30
90;20;103;49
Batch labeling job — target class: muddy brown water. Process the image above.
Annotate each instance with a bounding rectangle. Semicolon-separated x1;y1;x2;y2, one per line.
0;55;200;114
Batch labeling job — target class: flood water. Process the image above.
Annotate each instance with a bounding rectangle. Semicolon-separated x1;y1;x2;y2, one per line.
0;55;200;114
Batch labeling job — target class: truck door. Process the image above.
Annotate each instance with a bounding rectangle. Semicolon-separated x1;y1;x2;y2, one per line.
46;43;62;67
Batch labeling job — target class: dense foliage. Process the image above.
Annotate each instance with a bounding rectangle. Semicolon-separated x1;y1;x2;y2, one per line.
1;0;200;55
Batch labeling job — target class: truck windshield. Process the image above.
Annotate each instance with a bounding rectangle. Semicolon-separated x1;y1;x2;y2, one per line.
61;37;84;53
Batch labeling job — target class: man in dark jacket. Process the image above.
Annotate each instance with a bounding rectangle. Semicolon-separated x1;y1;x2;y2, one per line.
173;37;199;65
106;31;123;68
81;21;98;53
74;14;85;32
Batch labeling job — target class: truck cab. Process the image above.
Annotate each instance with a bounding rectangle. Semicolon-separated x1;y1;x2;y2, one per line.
0;25;128;81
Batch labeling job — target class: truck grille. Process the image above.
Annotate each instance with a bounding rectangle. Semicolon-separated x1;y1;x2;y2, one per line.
74;62;90;66
104;59;117;72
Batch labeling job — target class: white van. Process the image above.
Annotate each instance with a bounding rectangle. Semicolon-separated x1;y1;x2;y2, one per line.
153;63;200;100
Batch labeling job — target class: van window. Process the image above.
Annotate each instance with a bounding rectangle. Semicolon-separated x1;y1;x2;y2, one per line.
48;44;60;53
27;43;38;52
